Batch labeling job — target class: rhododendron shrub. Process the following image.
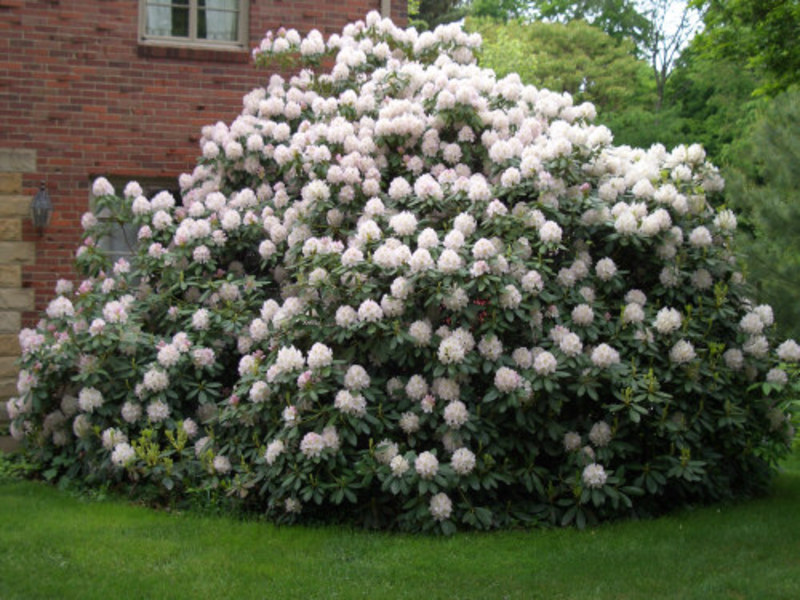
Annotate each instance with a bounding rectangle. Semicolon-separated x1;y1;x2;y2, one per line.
9;13;798;532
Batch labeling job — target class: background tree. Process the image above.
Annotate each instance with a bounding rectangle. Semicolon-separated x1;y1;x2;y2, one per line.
665;50;760;161
693;0;800;96
671;2;800;339
723;88;800;339
533;0;652;47
413;0;468;29
470;0;532;21
530;1;703;110
639;0;704;109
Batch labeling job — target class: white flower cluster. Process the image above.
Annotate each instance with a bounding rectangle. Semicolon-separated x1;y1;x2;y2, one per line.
654;307;682;334
582;463;607;488
334;390;367;416
111;442;135;467
450;447;476;475
78;387;103;412
429;492;453;521
415;451;439;480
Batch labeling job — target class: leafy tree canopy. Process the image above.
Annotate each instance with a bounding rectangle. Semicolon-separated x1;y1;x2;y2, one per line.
469;0;533;21
412;0;468;30
723;88;800;338
664;47;761;161
693;0;800;95
533;0;652;47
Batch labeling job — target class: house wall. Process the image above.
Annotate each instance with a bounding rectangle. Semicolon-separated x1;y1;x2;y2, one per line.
0;0;406;444
0;0;406;325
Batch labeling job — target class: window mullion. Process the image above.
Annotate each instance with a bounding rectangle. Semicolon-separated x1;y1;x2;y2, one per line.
189;0;198;42
239;1;246;43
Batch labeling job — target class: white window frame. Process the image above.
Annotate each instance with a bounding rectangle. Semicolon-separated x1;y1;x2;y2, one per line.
138;0;248;51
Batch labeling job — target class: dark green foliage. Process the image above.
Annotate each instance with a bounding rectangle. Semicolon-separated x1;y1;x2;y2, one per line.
413;0;468;29
665;54;760;162
723;88;800;340
695;0;800;96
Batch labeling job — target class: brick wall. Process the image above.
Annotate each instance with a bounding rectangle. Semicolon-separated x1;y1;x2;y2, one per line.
0;0;407;326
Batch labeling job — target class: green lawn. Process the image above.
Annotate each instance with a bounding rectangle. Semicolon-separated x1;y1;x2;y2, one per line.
1;449;798;600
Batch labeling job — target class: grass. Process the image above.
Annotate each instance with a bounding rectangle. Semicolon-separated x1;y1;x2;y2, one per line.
0;448;798;600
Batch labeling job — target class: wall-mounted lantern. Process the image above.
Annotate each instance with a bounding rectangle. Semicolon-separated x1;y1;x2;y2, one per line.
31;181;53;234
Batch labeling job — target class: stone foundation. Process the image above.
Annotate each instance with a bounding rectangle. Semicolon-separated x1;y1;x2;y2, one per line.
0;149;36;452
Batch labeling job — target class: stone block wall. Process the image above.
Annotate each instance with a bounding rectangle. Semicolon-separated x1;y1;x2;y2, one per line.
0;151;37;452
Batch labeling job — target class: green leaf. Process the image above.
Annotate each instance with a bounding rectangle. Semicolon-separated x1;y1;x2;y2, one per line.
440;520;457;536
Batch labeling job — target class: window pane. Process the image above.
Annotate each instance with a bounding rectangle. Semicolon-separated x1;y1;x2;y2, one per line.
146;1;189;38
93;178;179;261
100;222;138;258
198;0;239;41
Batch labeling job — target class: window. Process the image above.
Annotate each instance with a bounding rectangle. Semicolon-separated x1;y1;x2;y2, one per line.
139;1;248;50
91;177;180;262
99;219;139;264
